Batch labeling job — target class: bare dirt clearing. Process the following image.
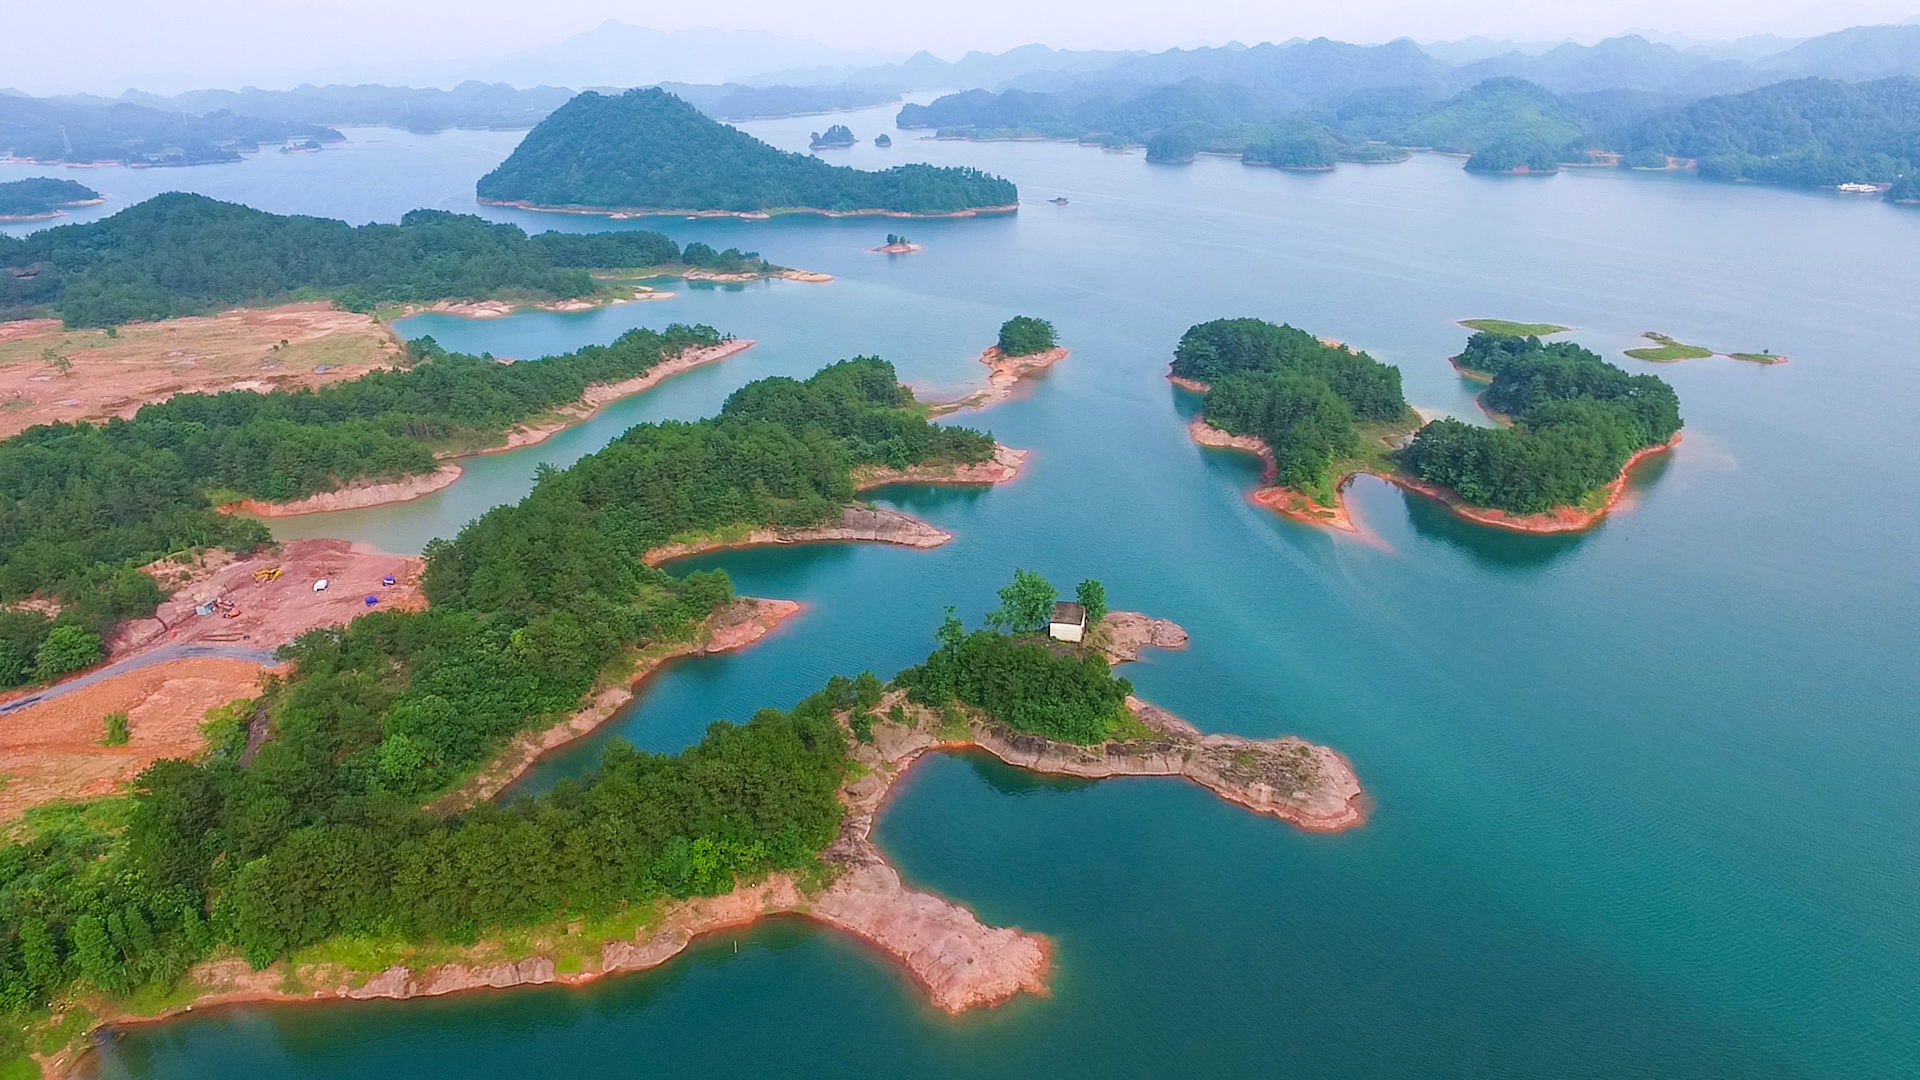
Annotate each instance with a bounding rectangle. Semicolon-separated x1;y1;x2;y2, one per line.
0;656;267;822
110;539;425;658
0;302;400;438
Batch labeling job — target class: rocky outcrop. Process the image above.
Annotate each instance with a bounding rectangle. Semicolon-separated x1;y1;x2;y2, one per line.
641;505;953;566
927;346;1069;416
1093;611;1191;663
852;442;1028;490
967;698;1364;831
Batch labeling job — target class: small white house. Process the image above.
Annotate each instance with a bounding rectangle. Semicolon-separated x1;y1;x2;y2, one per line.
1047;601;1087;643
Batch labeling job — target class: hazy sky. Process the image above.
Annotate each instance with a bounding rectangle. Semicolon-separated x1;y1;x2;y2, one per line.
9;0;1918;95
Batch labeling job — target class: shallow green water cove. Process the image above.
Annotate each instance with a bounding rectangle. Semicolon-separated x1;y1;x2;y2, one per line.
20;104;1916;1078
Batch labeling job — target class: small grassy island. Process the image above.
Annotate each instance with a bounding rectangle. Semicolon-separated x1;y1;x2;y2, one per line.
474;88;1018;218
1179;321;1684;533
809;124;857;149
0;193;818;328
1458;318;1570;338
0;178;102;221
872;233;920;254
1625;332;1714;361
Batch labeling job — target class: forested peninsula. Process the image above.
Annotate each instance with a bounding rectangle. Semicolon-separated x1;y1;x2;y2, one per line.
475;88;1018;217
2;554;1360;1076
0;194;737;327
0;180;102;222
1176;319;1682;533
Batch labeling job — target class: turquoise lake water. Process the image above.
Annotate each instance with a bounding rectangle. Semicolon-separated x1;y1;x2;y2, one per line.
14;102;1916;1078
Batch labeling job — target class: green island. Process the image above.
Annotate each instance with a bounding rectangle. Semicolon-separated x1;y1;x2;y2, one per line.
1174;318;1417;511
475;88;1018;217
1458;318;1571;338
997;315;1058;357
1726;351;1790;365
809;124;857;149
0;193;809;328
0;95;340;167
1625;332;1714;361
1400;332;1683;516
1180;321;1684;530
0;179;102;221
0;376;1361;1071
0;325;994;693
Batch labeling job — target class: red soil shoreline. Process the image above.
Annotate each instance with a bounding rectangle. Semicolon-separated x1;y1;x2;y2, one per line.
1186;411;1682;536
927;346;1068;416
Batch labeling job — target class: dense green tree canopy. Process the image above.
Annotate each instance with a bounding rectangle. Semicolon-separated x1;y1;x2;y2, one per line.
476;89;1017;214
996;316;1058;356
1400;332;1683;513
0;194;683;326
0;179;100;218
1173;318;1406;422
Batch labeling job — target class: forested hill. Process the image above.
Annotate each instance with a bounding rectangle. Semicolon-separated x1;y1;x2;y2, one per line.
907;73;1920;190
475;88;1017;214
0;194;683;327
0;94;341;166
0;178;99;219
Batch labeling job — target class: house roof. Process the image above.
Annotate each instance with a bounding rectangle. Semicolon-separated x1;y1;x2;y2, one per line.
1050;601;1086;624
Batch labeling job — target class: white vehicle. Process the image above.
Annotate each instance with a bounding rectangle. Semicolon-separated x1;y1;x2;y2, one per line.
313;578;329;592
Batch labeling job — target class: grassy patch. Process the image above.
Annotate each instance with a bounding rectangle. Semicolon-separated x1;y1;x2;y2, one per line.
1625;332;1713;362
1459;319;1570;337
1728;352;1788;365
1107;707;1156;743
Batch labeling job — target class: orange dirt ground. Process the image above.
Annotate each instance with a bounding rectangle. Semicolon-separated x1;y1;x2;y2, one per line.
110;539;426;657
0;302;401;438
0;657;269;822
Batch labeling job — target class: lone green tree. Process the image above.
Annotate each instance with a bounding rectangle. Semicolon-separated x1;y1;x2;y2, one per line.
986;569;1058;633
1075;579;1108;626
997;316;1057;357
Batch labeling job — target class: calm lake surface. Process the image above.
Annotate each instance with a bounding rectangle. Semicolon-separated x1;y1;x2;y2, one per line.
23;102;1917;1079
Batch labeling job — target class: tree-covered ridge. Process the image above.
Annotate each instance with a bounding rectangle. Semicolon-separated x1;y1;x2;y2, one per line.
0;194;686;327
1400;332;1683;513
1173;318;1407;421
659;83;900;122
0;323;722;691
0;178;100;218
897;67;1920;192
0;358;1006;1039
475;88;1017;214
0;95;342;167
996;316;1057;356
1178;318;1409;502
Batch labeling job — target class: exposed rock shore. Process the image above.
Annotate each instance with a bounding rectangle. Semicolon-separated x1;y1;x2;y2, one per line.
852;442;1028;490
222;464;464;517
928;345;1069;416
640;505;954;566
